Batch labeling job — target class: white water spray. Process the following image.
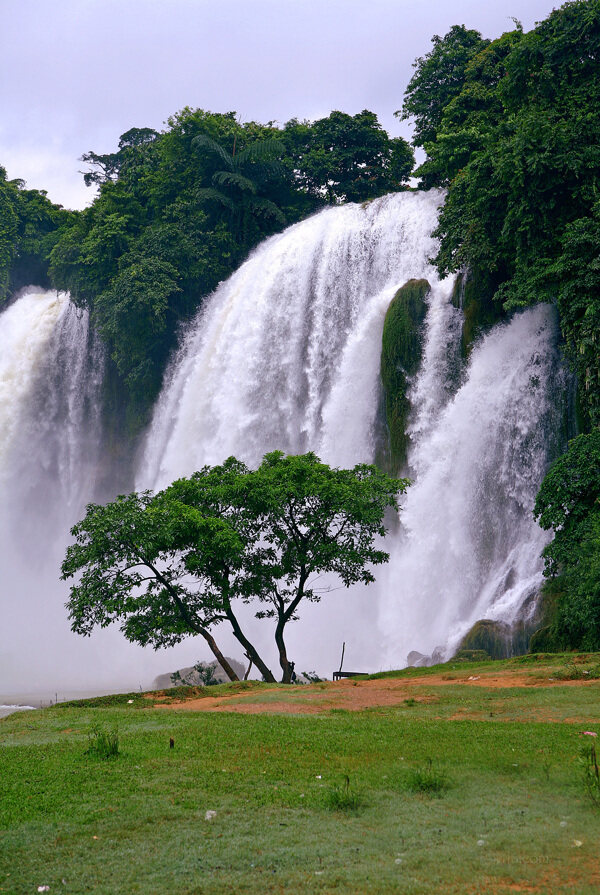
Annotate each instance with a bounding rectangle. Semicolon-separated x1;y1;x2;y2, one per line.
0;291;108;696
0;292;183;698
0;291;257;699
380;301;565;666
140;190;453;486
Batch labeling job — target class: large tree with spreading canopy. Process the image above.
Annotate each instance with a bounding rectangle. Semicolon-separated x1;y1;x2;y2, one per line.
62;452;407;683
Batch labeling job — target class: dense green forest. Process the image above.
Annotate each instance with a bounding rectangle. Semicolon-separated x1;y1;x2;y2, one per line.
0;0;598;651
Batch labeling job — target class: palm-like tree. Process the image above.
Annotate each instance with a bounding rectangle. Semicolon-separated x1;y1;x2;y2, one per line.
192;134;286;242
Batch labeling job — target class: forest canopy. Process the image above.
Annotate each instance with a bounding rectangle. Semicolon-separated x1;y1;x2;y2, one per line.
400;0;600;428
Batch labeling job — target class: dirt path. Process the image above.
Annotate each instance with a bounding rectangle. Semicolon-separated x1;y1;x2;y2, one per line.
152;666;600;716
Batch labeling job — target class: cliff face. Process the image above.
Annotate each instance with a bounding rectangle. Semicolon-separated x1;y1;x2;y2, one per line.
450;271;504;359
380;278;430;471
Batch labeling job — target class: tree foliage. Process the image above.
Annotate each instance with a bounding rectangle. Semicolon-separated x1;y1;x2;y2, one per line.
403;0;600;426
534;431;600;649
400;25;488;152
0;166;69;302
62;453;407;683
284;110;414;203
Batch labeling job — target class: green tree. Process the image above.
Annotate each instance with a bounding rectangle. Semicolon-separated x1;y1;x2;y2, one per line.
80;127;159;187
414;27;523;187
534;430;600;650
0;167;69;303
62;453;407;683
284;110;414;203
400;25;488;151
94;256;181;407
535;430;600;576
191;132;287;242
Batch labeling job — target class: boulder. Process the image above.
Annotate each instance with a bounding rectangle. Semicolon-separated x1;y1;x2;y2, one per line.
152;656;246;689
456;619;511;660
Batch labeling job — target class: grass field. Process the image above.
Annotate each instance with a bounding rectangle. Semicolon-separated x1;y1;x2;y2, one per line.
2;654;600;894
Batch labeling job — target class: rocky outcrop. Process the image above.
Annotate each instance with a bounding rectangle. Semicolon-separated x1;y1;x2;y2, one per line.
456;604;547;660
152;657;246;689
451;271;503;358
380;278;430;471
456;619;512;660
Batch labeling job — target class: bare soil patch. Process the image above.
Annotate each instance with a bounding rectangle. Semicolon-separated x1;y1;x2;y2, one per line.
153;665;600;716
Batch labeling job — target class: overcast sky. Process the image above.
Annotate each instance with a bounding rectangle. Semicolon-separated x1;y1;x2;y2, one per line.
1;0;560;209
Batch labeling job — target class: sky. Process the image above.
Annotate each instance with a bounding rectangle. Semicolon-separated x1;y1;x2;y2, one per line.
1;0;561;210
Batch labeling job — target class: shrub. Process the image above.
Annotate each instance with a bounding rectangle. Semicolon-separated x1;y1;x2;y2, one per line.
324;775;363;812
580;738;600;809
407;759;449;795
86;723;119;760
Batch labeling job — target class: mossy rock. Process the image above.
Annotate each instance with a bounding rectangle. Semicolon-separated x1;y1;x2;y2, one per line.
457;619;512;660
380;278;430;470
454;649;490;662
527;578;566;653
451;271;503;358
528;625;562;653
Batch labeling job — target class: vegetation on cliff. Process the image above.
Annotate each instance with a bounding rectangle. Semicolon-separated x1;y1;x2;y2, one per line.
534;430;600;651
380;278;430;470
0;166;70;299
401;0;600;429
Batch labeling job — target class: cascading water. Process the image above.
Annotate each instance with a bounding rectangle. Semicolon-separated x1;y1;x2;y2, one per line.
0;290;253;699
140;190;453;485
1;294;104;541
0;291;183;699
380;300;566;667
140;189;566;674
139;191;458;670
0;290;107;696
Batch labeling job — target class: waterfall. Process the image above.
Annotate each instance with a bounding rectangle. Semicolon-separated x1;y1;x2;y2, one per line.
0;293;105;543
1;192;568;692
140;190;453;486
0;291;110;696
380;301;565;666
140;190;566;673
0;290;256;699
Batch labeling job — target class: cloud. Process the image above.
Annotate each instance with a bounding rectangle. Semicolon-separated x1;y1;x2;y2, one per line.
0;0;560;207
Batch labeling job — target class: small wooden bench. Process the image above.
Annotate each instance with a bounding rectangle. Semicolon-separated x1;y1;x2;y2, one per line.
332;671;366;680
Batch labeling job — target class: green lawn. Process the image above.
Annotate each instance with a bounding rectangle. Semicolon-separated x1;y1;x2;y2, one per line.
2;658;600;894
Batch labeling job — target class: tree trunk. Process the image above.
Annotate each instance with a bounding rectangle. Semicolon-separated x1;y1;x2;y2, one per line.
224;606;276;683
197;627;239;681
275;617;291;683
